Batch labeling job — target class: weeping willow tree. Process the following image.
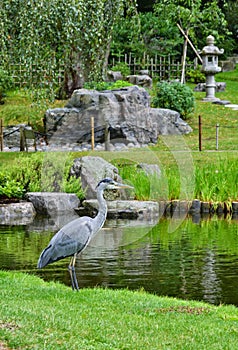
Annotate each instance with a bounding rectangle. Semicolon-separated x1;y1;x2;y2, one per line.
0;0;138;97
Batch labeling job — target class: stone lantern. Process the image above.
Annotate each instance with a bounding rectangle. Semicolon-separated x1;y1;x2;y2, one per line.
201;35;224;102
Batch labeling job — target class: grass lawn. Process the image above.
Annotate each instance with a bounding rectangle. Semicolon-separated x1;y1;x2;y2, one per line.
1;271;238;350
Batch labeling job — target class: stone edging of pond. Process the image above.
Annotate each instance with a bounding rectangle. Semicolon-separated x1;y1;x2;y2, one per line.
1;196;238;225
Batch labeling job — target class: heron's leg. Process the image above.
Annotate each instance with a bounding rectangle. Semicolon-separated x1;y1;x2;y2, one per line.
68;253;79;291
68;256;76;290
71;253;79;291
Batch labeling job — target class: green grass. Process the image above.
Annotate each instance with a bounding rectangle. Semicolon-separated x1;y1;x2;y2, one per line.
1;271;238;349
184;66;238;151
0;89;66;130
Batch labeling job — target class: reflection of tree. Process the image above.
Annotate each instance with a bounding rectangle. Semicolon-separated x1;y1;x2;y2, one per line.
201;249;222;304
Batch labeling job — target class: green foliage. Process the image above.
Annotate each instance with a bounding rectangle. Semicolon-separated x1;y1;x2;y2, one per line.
111;62;131;76
0;153;85;200
83;80;133;91
0;172;25;198
186;66;205;83
194;156;238;202
153;0;234;55
152;82;195;118
0;0;137;98
0;67;14;103
111;80;133;89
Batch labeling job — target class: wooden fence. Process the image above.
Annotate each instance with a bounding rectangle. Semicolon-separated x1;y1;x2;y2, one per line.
109;53;197;81
8;53;197;87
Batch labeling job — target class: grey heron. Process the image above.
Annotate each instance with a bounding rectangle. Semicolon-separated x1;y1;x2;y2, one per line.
37;177;132;290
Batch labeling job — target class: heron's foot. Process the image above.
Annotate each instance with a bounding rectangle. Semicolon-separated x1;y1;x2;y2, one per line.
68;265;79;291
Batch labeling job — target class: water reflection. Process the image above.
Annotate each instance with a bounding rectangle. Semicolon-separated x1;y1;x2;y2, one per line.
1;215;238;306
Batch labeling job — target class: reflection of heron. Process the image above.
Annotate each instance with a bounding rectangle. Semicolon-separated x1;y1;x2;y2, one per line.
37;178;132;290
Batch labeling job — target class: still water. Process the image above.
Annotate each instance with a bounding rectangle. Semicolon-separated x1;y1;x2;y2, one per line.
1;214;238;306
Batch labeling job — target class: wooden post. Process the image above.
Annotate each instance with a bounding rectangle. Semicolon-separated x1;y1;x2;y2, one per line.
198;115;202;151
20;126;25;151
0;118;3;151
105;122;110;151
216;123;219;150
91;116;95;151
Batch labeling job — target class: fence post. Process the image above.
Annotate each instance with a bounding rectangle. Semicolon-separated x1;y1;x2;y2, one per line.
216;123;219;150
20;126;25;151
198;115;202;151
105;122;110;151
0;119;3;151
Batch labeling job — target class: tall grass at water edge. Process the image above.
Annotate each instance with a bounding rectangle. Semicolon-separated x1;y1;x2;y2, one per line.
114;153;238;203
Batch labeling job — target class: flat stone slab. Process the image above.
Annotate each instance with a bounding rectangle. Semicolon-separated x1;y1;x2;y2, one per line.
224;104;238;110
212;100;231;105
26;192;80;215
80;199;160;219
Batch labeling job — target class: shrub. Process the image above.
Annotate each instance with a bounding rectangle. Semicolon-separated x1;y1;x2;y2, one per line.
186;66;205;83
0;172;25;198
83;80;133;91
1;154;85;200
111;62;130;76
152;81;195;118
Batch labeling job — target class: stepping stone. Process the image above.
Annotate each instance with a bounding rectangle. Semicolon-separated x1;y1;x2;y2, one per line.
212;100;230;105
224;104;238;109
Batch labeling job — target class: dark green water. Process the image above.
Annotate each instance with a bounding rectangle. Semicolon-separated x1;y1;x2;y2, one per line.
1;215;238;306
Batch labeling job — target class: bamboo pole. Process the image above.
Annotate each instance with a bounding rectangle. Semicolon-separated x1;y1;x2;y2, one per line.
177;23;203;64
181;29;188;83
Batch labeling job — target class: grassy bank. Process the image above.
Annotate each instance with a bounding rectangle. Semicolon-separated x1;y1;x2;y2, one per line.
0;150;237;203
1;271;238;349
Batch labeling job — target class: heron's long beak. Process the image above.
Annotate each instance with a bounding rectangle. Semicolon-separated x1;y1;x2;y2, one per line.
114;182;134;189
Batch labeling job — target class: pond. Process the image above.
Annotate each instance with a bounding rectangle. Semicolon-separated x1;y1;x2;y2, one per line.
1;214;238;306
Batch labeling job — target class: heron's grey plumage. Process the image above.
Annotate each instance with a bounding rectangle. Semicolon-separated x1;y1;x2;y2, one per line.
37;177;132;290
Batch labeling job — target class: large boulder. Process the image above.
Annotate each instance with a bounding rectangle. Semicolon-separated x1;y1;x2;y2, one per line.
45;86;192;146
26;192;80;216
70;156;131;200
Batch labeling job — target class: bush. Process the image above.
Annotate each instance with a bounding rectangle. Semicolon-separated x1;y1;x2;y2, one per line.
186;66;205;83
152;81;195;118
111;62;130;76
0;172;25;198
1;154;85;200
83;80;133;91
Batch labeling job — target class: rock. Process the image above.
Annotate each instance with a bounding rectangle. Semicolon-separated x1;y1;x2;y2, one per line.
137;163;161;177
80;199;160;220
3;124;35;149
70;156;131;200
107;71;123;82
45;86;192;146
126;75;152;88
26;192;80;216
220;60;235;72
0;202;36;225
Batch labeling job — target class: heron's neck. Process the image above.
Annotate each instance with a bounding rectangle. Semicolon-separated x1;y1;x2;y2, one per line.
95;189;107;230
